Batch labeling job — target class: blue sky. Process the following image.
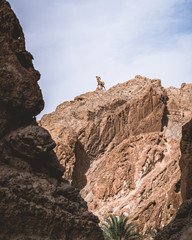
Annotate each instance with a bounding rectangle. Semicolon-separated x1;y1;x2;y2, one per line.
8;0;192;118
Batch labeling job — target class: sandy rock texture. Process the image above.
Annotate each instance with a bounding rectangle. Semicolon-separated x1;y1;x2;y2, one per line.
155;119;192;240
40;71;192;233
0;1;104;239
180;118;192;200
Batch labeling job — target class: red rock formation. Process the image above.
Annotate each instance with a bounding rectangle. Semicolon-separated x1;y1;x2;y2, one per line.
40;73;192;233
85;133;181;230
155;119;192;240
0;1;104;239
179;117;192;201
41;77;167;181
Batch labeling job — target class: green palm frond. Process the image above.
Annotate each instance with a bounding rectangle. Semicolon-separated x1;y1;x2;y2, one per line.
101;214;145;240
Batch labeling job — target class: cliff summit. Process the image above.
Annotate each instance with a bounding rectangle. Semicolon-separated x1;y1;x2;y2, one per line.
40;74;192;235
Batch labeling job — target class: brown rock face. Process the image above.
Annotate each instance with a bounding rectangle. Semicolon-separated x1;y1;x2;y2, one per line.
40;73;192;233
84;133;181;230
180;119;192;200
155;119;192;240
41;77;167;182
0;0;44;138
0;1;103;239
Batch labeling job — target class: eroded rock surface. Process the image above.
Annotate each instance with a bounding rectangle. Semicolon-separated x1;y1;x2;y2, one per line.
0;0;44;138
84;133;181;231
0;1;103;239
41;76;167;183
180;119;192;200
40;73;192;233
155;119;192;240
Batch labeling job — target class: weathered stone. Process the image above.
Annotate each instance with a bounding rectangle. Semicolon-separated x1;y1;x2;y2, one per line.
4;125;56;158
154;193;192;240
40;74;192;233
165;84;192;140
155;119;192;240
40;76;168;182
0;0;44;138
84;133;182;231
0;1;104;239
0;161;103;240
180;119;192;200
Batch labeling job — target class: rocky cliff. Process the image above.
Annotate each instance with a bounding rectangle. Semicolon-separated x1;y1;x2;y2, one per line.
40;73;192;233
155;119;192;240
0;1;104;239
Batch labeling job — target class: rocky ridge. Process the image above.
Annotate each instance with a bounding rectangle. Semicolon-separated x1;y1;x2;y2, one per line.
0;1;104;239
40;75;192;233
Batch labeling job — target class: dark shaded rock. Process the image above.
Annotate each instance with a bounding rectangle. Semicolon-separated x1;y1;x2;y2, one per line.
0;160;104;240
180;119;192;200
4;125;56;158
155;119;192;240
0;0;44;138
154;199;192;240
0;1;104;239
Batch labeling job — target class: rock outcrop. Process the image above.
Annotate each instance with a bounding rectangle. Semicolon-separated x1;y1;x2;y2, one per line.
0;1;104;239
40;72;192;233
0;0;44;138
155;119;192;240
180;119;192;201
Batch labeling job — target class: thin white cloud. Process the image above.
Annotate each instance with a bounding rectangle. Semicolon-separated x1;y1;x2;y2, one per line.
129;34;192;87
8;0;192;118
